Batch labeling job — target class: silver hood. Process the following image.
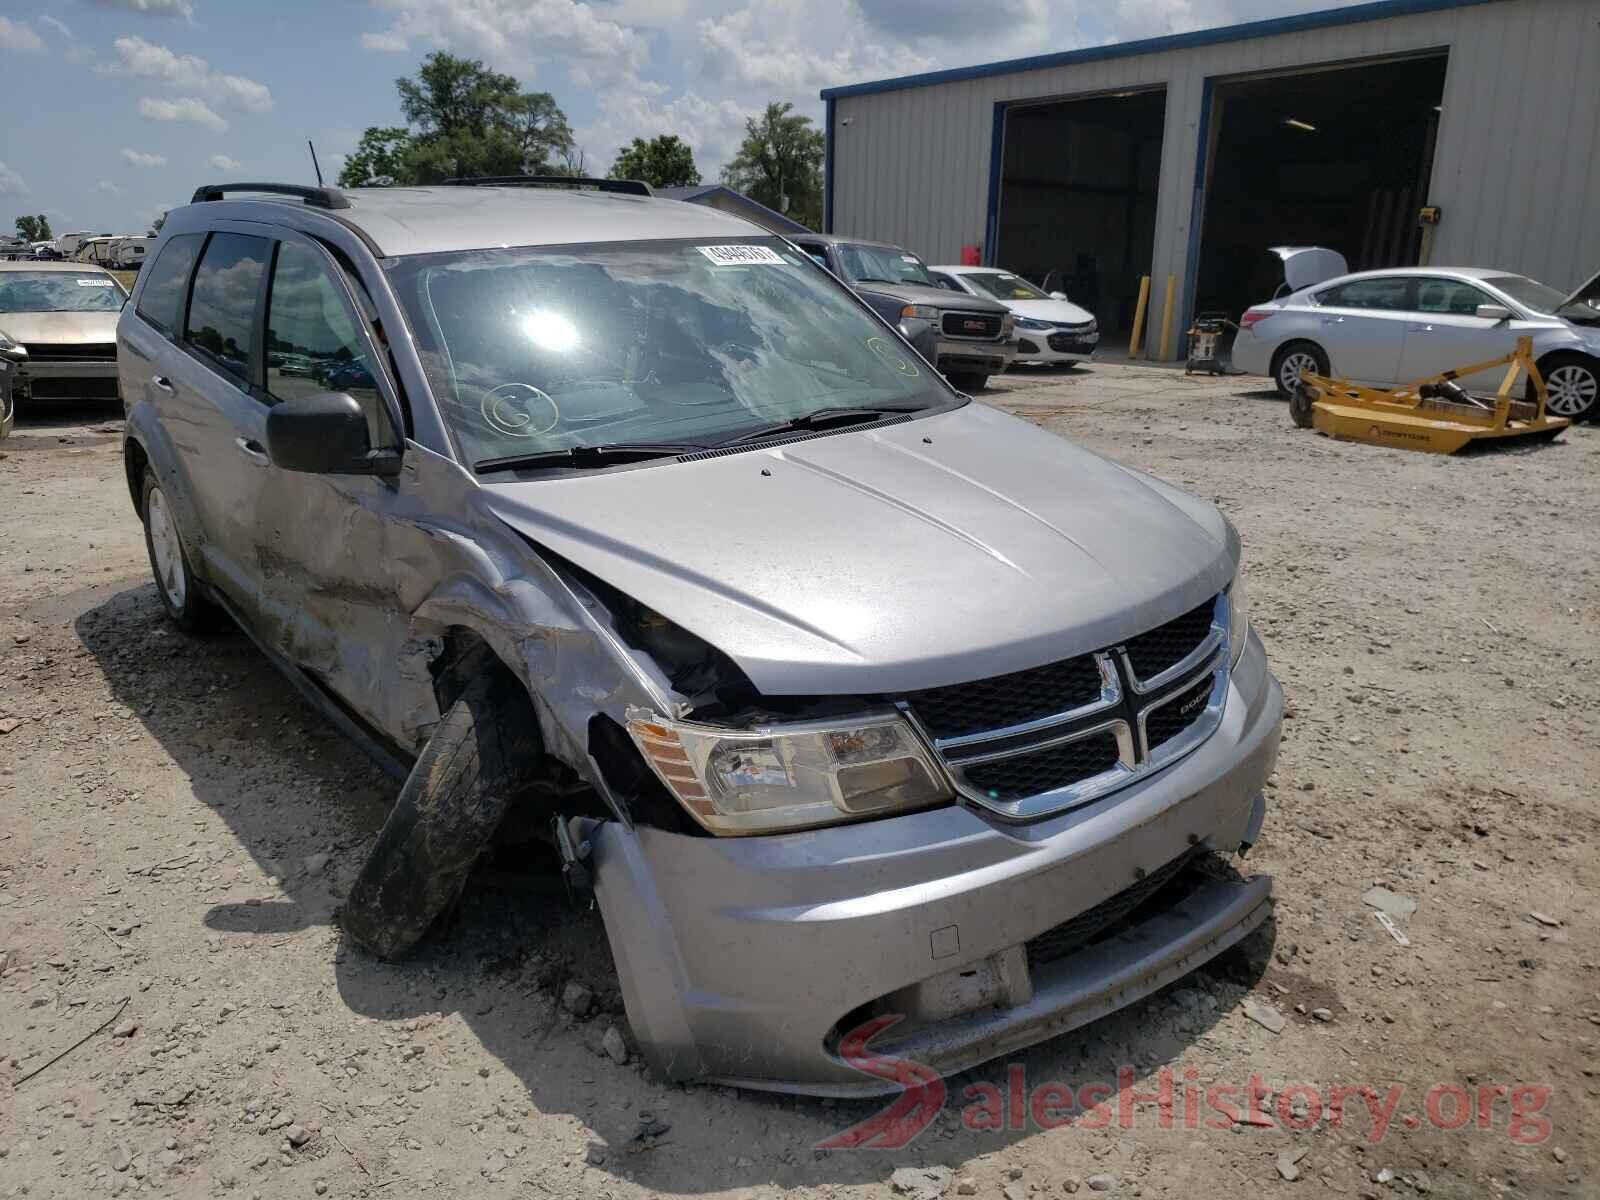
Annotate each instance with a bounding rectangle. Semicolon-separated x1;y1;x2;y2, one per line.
481;403;1236;695
0;310;122;345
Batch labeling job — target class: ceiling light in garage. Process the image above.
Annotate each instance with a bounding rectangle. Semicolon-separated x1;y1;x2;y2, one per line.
1284;118;1317;132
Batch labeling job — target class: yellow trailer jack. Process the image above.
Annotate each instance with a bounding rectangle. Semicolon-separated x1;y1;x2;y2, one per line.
1289;336;1569;454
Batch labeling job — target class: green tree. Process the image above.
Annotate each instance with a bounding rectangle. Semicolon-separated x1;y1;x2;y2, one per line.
609;134;700;189
338;52;575;187
720;102;824;230
337;127;412;188
15;214;52;243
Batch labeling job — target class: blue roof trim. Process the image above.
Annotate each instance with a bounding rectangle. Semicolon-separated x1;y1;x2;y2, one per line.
819;0;1499;99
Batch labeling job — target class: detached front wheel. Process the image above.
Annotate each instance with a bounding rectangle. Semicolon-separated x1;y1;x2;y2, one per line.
343;672;543;960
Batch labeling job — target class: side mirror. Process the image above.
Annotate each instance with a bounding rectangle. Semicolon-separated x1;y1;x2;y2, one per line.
1475;304;1512;321
1049;291;1068;301
266;391;399;477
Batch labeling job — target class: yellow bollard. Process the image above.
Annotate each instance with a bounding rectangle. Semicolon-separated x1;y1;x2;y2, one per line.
1127;275;1151;361
1157;274;1177;362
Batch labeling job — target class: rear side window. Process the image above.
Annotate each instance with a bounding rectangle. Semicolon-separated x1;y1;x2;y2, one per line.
134;233;203;335
1317;277;1412;311
185;233;269;385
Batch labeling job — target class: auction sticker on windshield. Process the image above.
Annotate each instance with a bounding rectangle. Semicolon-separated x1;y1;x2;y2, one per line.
697;245;786;267
77;278;115;287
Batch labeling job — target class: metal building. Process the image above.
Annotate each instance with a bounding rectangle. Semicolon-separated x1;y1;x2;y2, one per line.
821;0;1600;357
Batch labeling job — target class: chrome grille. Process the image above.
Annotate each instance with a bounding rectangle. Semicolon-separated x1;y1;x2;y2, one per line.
1125;597;1216;683
899;593;1230;821
902;655;1105;740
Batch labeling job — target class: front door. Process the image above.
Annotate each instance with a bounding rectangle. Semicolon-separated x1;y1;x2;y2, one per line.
1308;275;1413;384
251;232;415;743
1395;276;1524;388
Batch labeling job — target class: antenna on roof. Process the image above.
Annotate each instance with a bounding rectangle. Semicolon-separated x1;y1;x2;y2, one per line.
308;140;325;187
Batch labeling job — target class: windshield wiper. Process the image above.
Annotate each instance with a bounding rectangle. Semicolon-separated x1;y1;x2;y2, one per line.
474;441;703;473
713;404;929;448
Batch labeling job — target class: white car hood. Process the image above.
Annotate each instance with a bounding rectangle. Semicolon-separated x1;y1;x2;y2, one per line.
1005;297;1096;326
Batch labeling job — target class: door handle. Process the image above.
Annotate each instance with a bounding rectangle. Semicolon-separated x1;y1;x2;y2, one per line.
151;374;175;392
1320;316;1345;325
235;437;269;465
1407;324;1435;333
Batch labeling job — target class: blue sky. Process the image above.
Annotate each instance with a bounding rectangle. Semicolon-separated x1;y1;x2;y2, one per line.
1;0;1367;238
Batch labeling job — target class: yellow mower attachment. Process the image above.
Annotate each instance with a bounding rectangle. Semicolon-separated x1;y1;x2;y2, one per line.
1289;336;1569;454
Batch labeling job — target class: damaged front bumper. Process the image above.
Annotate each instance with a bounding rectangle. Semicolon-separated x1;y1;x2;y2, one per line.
582;634;1282;1094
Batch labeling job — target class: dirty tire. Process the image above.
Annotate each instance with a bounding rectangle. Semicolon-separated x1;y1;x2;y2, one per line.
1289;383;1317;429
949;371;989;393
140;469;224;633
343;673;543;960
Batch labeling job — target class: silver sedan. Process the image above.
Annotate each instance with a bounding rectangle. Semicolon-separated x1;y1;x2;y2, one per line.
1231;264;1600;420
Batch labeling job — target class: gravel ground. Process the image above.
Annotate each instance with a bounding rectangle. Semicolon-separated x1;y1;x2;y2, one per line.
1;364;1596;1200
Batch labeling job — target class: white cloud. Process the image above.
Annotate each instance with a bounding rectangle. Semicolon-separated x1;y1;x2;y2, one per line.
86;0;195;19
0;17;45;52
209;154;241;171
360;30;408;51
111;35;273;112
362;0;648;81
0;161;31;196
696;0;933;96
578;90;751;179
121;148;170;167
139;95;228;131
94;180;123;196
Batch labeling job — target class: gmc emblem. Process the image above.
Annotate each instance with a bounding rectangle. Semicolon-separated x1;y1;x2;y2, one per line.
962;319;987;332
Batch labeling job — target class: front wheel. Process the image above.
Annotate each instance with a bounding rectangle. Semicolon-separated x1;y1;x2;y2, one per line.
948;371;989;392
1536;353;1600;421
343;672;544;960
1272;342;1328;400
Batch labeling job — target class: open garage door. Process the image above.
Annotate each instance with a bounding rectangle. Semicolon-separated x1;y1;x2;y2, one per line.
993;89;1166;347
1194;54;1448;323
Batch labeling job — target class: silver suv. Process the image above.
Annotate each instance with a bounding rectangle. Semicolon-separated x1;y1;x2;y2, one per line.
118;178;1282;1094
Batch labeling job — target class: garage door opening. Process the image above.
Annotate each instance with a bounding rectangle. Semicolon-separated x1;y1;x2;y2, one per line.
993;88;1166;347
1194;54;1448;323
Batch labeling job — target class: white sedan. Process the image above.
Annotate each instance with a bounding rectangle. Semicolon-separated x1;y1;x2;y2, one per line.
930;265;1099;366
1231;248;1600;420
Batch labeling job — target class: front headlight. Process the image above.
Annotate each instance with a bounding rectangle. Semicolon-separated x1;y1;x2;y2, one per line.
627;708;953;835
1014;317;1054;331
900;304;939;322
0;329;17;352
1000;313;1016;336
1228;567;1250;669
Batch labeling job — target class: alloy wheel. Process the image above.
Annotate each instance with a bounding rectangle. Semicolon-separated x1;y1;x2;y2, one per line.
146;487;187;609
1544;364;1598;418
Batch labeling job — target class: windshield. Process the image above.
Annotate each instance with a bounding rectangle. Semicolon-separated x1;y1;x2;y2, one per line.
836;243;937;288
964;271;1050;302
1483;274;1600;323
0;272;126;313
385;237;952;470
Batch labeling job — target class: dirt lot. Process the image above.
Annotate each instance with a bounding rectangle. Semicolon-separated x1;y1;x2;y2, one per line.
2;365;1596;1200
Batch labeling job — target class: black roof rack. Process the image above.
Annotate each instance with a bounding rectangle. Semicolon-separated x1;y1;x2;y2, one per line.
441;175;653;197
191;182;351;210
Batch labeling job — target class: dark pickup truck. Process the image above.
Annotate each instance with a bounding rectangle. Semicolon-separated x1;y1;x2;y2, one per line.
792;234;1015;391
